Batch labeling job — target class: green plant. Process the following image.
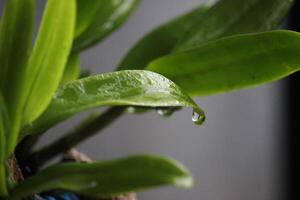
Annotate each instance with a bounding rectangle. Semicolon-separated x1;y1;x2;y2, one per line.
0;0;299;199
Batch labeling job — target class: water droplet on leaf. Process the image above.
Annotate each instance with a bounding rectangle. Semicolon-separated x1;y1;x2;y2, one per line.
90;181;98;188
156;107;180;117
192;110;205;125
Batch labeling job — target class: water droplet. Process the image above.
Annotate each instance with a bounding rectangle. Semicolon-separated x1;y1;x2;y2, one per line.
156;107;180;117
90;181;98;188
126;106;136;113
126;106;150;114
192;110;205;125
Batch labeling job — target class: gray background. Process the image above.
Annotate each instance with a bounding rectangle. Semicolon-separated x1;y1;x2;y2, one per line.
0;1;287;200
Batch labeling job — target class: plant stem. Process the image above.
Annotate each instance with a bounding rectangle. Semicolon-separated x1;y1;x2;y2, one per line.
29;107;125;166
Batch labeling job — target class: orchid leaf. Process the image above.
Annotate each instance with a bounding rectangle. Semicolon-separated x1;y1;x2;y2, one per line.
118;2;212;70
148;31;300;96
24;70;204;135
11;155;193;199
174;0;293;52
60;53;80;85
73;0;140;52
0;0;34;156
0;94;9;196
21;0;76;126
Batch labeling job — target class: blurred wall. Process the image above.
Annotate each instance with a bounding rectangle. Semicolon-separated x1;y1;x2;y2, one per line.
0;1;286;200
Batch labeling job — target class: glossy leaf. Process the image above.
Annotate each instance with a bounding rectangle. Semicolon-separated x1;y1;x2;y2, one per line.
21;0;76;125
11;155;193;199
24;70;204;135
0;94;8;196
147;31;300;96
0;0;34;156
174;0;293;52
60;53;80;85
118;2;212;70
73;0;140;52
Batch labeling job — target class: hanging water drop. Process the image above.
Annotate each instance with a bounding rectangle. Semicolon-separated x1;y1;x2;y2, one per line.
156;107;180;117
192;110;205;125
126;106;136;114
126;106;149;114
90;181;98;188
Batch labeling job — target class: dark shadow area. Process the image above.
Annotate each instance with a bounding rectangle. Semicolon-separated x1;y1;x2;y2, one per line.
287;0;300;198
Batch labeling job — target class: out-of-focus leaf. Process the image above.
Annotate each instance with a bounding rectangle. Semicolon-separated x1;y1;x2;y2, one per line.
174;0;293;52
21;0;76;126
73;0;140;52
147;31;300;96
60;53;80;85
11;155;193;199
24;70;204;135
119;0;293;70
74;0;101;38
118;2;212;70
0;0;34;156
0;94;8;196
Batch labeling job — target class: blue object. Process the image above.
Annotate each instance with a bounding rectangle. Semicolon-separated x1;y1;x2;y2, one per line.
59;192;79;200
35;192;79;200
43;196;56;200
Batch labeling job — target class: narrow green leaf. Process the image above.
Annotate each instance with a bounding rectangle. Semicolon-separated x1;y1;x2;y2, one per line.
11;155;193;199
0;0;34;94
60;53;80;85
147;30;300;96
118;2;212;70
24;70;204;135
0;0;34;156
174;0;293;52
73;0;140;52
0;94;8;196
74;0;102;38
21;0;76;125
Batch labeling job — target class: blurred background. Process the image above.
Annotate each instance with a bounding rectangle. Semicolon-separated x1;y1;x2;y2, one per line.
1;0;297;200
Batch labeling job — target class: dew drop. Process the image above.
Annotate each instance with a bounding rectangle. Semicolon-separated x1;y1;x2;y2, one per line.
90;181;98;188
126;106;136;114
192;110;205;125
156;107;180;117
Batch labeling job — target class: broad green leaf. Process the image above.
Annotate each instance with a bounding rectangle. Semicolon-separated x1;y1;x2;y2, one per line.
147;31;300;96
11;155;193;199
21;0;76;125
0;94;8;196
119;0;292;70
118;2;212;70
24;70;204;135
60;53;80;85
174;0;293;52
73;0;140;52
0;0;34;156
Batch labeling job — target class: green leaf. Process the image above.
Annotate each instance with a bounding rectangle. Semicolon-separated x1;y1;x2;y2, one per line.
0;0;34;156
0;94;8;196
0;0;34;95
21;0;76;125
147;30;300;96
119;0;292;70
118;2;212;70
174;0;293;52
73;0;140;52
24;70;204;135
60;53;80;85
11;155;193;199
